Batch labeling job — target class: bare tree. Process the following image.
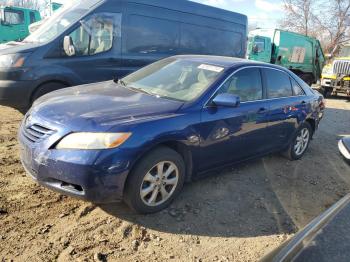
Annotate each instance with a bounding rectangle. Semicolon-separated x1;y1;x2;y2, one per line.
316;0;350;53
280;0;350;54
1;0;48;13
280;0;318;36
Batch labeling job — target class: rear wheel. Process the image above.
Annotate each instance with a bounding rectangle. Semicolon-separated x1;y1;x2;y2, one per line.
284;122;312;160
124;147;185;214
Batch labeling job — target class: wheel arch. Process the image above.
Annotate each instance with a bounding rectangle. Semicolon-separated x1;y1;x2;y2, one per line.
127;140;194;187
30;79;71;103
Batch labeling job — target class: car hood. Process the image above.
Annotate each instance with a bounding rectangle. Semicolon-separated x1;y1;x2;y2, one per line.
31;81;184;131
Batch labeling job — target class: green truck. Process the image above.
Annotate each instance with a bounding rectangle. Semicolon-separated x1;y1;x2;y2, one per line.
0;6;41;44
247;29;325;86
51;2;63;12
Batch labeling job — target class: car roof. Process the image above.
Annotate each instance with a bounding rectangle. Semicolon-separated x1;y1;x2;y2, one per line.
172;55;287;71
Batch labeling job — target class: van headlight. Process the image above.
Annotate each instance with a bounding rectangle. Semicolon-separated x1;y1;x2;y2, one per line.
56;132;132;150
0;53;28;68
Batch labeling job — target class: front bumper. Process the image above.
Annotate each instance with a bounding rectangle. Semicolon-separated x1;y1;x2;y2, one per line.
338;139;350;162
321;77;350;95
18;121;134;203
0;79;35;110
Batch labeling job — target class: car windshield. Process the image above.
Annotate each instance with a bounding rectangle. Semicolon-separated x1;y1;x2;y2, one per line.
339;46;350;57
24;2;89;43
121;58;225;102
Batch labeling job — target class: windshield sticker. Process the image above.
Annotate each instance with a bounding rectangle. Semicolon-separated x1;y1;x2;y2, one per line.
198;64;224;73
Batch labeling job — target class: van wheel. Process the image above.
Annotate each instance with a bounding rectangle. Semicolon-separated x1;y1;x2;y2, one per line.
284;122;312;161
31;82;68;103
124;147;185;214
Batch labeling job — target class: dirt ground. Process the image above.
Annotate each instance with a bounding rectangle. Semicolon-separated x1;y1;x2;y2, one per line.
0;97;349;262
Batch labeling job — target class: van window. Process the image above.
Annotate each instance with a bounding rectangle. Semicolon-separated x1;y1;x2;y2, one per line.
180;24;242;57
68;13;121;56
126;15;179;54
4;9;24;25
30;12;36;24
219;68;263;102
264;69;293;98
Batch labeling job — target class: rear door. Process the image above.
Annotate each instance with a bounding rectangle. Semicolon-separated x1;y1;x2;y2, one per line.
262;68;307;149
199;67;270;171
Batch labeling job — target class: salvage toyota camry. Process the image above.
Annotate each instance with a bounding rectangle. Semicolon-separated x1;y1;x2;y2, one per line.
19;55;325;213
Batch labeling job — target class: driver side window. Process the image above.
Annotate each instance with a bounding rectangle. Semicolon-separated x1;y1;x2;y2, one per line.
4;9;24;25
219;68;263;102
68;13;118;56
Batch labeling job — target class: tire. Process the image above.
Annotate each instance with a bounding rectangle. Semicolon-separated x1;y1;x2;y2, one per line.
31;82;68;103
284;122;312;161
323;87;333;98
124;146;185;214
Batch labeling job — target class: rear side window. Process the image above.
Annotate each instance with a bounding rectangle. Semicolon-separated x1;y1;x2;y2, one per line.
291;78;305;96
219;68;263;102
180;24;242;57
126;15;179;54
264;69;293;98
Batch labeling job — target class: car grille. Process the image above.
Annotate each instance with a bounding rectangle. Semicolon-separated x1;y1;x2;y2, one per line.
22;123;54;143
333;60;350;75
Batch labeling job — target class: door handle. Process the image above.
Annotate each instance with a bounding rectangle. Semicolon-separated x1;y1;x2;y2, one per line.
257;107;268;114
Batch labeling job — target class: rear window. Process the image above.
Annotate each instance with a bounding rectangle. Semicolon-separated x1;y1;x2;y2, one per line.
264;69;293;98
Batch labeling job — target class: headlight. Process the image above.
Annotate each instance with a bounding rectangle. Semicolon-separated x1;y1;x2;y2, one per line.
322;65;333;75
56;132;132;150
0;53;28;68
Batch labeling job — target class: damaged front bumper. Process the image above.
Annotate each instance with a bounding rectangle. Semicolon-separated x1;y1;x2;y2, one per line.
18;119;132;203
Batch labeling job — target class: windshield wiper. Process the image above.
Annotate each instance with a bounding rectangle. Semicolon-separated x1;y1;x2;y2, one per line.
127;86;155;96
113;77;127;86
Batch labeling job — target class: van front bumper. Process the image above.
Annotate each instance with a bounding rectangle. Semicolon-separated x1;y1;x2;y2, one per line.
0;80;34;110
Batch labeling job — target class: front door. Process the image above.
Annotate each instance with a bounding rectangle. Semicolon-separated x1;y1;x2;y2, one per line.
199;67;270;172
56;12;122;84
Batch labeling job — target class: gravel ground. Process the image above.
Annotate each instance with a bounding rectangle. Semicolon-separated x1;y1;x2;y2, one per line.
0;97;349;262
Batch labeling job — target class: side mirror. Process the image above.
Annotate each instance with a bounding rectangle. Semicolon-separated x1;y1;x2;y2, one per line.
212;93;240;108
63;35;76;57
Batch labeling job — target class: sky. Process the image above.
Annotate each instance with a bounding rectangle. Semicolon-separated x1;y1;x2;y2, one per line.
57;0;284;28
192;0;284;28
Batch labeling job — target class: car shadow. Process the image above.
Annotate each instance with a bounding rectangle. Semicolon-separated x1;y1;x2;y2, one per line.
100;158;297;238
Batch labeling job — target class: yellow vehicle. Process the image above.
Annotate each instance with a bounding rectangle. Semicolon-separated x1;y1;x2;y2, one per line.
321;44;350;98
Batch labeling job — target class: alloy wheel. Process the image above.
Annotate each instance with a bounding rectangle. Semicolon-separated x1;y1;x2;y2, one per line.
140;161;179;207
294;128;310;156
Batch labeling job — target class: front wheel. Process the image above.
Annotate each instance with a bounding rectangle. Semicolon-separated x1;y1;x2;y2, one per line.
124;147;185;214
284;122;312;160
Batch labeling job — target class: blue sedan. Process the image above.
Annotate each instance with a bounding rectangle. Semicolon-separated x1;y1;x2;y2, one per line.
19;56;325;213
